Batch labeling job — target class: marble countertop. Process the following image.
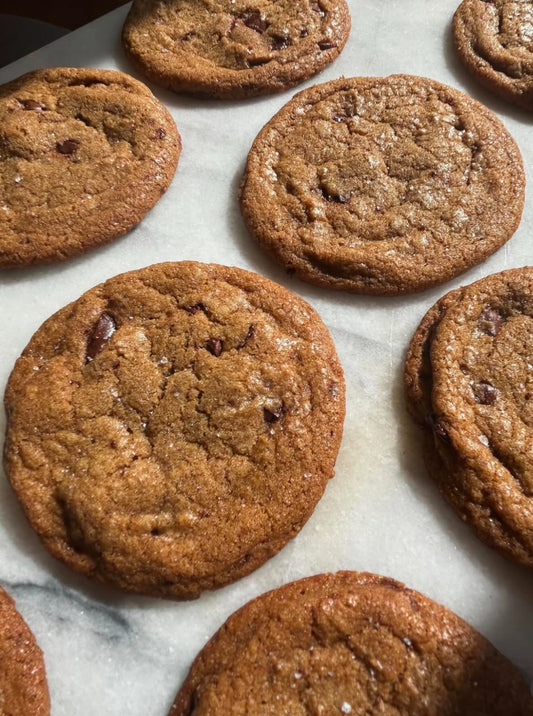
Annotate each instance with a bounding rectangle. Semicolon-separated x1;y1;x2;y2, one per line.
0;2;532;714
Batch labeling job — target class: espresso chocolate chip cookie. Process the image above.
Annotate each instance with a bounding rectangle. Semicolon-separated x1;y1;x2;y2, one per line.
4;262;345;599
405;267;533;568
170;571;533;715
454;0;533;111
0;586;50;716
122;0;350;99
239;74;525;295
0;68;180;268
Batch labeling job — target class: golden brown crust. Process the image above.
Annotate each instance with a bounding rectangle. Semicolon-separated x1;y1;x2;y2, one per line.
404;267;533;568
0;586;50;716
122;0;351;99
169;571;533;715
239;74;525;295
4;262;345;599
0;68;180;268
454;0;533;110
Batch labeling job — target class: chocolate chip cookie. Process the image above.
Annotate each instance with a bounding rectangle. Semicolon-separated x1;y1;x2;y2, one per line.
405;267;533;568
0;68;180;268
0;585;50;716
4;262;345;599
239;74;525;295
454;0;533;111
122;0;350;99
169;571;533;715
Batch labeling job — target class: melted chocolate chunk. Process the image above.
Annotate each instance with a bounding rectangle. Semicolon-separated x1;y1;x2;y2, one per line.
271;35;291;51
56;139;80;155
320;187;351;204
21;99;44;111
241;324;256;347
86;313;116;362
479;307;504;336
241;10;268;33
310;1;326;17
185;302;208;315
379;578;403;591
318;40;334;50
248;57;270;67
473;381;497;405
264;404;284;423
206;338;223;357
427;414;450;443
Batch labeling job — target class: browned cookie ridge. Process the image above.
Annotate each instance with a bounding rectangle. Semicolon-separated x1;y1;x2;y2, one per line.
0;68;180;268
169;571;533;715
122;0;350;99
0;586;50;716
3;262;345;599
454;0;533;110
405;267;533;568
239;74;525;295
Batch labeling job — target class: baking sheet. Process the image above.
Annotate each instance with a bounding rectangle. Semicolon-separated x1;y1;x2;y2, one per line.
0;2;532;714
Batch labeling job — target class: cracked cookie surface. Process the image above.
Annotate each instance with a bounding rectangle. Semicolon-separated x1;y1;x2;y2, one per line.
0;68;180;268
122;0;350;99
3;262;345;599
239;75;524;295
405;267;533;568
454;0;533;110
0;586;50;716
169;571;533;715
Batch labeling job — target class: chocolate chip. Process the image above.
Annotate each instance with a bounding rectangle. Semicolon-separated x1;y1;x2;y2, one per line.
56;139;80;155
86;313;116;362
248;57;270;67
264;405;283;423
473;381;497;405
300;28;309;38
241;324;256;347
155;128;166;139
206;338;223;357
318;40;334;50
241;10;268;33
479;307;504;336
185;302;208;315
21;99;44;111
427;414;450;443
320;187;350;204
310;2;326;16
379;578;403;591
271;35;291;51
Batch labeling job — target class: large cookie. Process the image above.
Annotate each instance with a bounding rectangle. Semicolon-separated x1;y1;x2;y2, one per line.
3;262;345;599
239;74;525;295
0;68;180;268
170;571;533;715
122;0;350;99
454;0;533;111
405;267;533;568
0;586;50;716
